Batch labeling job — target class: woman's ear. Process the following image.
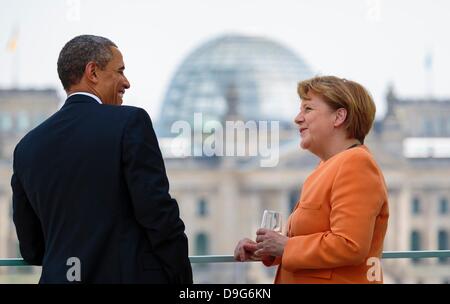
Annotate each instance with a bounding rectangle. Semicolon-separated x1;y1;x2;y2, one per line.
334;108;347;128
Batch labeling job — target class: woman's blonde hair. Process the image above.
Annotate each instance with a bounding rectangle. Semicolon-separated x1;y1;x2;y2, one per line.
298;76;376;143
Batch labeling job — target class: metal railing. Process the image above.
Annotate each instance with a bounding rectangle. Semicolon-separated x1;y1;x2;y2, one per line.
1;250;450;266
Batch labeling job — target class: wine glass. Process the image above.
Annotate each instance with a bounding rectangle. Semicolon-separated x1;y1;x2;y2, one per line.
260;210;282;233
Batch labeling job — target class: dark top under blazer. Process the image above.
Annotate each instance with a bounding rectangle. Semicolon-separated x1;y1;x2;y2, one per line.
11;95;192;283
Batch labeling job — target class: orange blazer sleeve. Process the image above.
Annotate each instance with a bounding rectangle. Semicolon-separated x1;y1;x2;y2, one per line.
262;256;282;267
281;152;385;272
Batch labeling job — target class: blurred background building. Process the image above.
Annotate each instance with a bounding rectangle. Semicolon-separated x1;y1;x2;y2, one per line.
156;34;450;283
0;89;60;281
0;33;449;283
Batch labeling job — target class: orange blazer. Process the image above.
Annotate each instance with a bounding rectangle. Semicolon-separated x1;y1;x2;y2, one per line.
264;145;389;283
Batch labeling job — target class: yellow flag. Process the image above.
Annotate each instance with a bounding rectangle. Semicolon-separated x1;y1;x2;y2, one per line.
6;28;19;52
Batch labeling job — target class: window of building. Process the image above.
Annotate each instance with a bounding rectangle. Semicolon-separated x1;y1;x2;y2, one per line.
0;113;13;132
197;198;208;217
412;197;421;215
438;230;449;264
439;117;447;135
439;198;449;215
195;233;209;256
447;117;450;134
17;112;30;131
34;113;49;127
424;119;434;136
410;230;421;264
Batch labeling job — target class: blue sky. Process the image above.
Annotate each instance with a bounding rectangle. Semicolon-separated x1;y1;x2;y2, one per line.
1;0;450;119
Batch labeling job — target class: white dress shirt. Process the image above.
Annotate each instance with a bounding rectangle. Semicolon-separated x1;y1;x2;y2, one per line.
67;92;103;104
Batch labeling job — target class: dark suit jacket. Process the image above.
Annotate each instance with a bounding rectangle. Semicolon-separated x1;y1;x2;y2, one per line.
11;94;192;284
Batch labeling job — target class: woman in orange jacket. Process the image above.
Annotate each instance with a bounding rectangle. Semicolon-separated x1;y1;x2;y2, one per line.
234;76;389;284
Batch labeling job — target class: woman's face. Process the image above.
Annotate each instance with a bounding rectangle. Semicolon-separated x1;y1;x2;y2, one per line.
294;91;337;156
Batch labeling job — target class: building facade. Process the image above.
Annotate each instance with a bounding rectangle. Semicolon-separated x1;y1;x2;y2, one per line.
0;89;60;276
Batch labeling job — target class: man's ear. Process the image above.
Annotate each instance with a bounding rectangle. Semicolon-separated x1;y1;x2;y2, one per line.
84;61;99;84
334;108;347;128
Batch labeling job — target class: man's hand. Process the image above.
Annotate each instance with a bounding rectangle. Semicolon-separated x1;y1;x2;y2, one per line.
234;238;262;262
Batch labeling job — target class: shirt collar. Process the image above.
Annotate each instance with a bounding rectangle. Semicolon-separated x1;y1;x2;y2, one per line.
67;92;103;104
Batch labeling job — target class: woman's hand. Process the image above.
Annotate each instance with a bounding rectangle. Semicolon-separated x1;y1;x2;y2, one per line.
234;238;262;262
254;228;288;257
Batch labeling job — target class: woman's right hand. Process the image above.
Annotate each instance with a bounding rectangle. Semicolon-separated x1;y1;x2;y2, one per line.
234;238;260;262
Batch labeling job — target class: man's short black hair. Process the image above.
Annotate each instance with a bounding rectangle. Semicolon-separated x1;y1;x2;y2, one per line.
57;35;117;90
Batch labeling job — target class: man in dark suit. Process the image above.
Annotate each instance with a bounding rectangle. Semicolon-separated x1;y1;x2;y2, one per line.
11;35;192;283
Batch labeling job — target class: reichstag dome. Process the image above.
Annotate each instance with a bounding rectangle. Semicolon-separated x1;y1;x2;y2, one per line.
156;34;313;136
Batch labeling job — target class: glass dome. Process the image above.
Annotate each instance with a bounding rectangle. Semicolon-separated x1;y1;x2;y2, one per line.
156;34;313;136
